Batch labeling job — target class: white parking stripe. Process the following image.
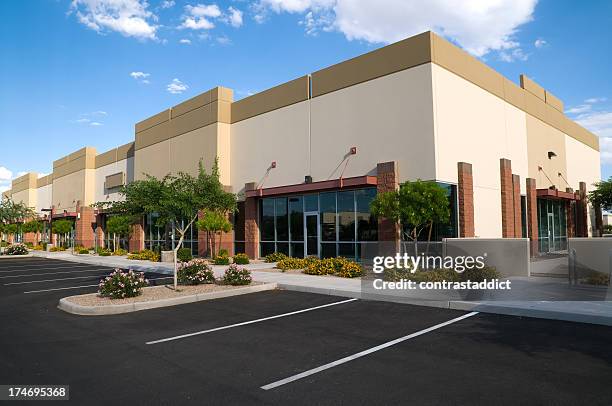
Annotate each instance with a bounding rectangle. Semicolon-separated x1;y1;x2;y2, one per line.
5;274;109;285
22;276;173;294
0;268;111;279
146;298;358;345
260;311;479;390
0;264;109;273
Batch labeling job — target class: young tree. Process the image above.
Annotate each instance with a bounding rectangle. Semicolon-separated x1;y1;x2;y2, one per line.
588;178;612;210
196;211;233;257
96;159;236;290
22;220;44;243
52;219;73;247
370;180;450;256
0;198;36;225
105;215;132;251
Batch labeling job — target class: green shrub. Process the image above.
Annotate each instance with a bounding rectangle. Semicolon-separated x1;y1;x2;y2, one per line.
302;257;364;278
178;259;215;285
335;260;364;278
24;242;34;248
50;246;66;252
99;251;111;256
33;244;44;251
98;269;148;299
265;252;288;263
6;244;28;255
223;264;252;285
214;254;230;265
113;248;127;256
0;241;8;247
218;248;229;257
78;248;90;254
277;257;306;270
233;253;250;265
177;247;193;263
460;266;499;282
584;272;610;286
127;249;160;262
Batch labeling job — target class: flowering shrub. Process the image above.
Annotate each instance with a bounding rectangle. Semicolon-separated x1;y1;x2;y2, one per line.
78;248;90;254
113;248;127;256
233;253;250;265
5;244;28;255
303;257;363;278
277;256;318;271
98;269;148;299
214;253;230;265
265;252;288;263
178;259;215;285
50;246;66;252
127;249;160;262
223;264;252;285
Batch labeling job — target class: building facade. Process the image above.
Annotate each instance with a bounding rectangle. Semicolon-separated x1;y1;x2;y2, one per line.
3;31;602;258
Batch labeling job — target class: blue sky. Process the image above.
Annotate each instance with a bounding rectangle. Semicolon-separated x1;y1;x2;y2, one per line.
1;0;611;192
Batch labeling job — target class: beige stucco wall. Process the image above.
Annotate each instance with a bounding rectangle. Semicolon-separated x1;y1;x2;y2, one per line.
95;158;131;204
526;115;568;190
11;189;37;211
310;64;436;183
432;63;529;238
135;123;229;185
230;101;310;194
52;169;95;212
36;184;52;213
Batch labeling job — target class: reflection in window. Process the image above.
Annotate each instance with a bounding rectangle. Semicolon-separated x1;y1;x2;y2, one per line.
337;191;355;241
320;192;336;242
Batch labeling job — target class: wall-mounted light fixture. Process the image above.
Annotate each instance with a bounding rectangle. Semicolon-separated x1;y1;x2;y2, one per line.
548;151;557;159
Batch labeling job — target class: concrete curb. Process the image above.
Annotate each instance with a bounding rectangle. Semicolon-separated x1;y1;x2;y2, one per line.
0;254;34;259
58;282;277;316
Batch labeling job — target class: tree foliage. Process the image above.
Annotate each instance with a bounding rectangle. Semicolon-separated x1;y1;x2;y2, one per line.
95;158;236;289
196;211;233;257
588;177;612;210
22;220;44;234
0;198;35;225
370;180;450;252
106;215;132;237
52;219;73;235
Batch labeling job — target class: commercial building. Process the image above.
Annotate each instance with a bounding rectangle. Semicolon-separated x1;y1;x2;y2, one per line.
3;31;602;259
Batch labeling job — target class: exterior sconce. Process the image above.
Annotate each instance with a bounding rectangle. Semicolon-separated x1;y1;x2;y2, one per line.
548;151;557;159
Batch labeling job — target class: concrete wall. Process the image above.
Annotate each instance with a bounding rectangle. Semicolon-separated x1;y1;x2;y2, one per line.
432;64;529;238
36;184;52;213
52;169;95;211
95;157;132;204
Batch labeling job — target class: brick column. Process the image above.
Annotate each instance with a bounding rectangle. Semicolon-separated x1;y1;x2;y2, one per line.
50;206;57;246
526;178;538;257
500;159;515;238
75;206;96;248
129;220;145;252
95;214;105;249
377;162;400;253
577;182;588;237
594;204;603;237
566;201;575;238
24;232;37;245
512;174;522;237
197;211;208;257
457;162;475;237
244;183;259;259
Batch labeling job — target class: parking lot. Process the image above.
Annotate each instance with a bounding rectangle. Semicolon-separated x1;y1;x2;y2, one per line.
1;257;612;405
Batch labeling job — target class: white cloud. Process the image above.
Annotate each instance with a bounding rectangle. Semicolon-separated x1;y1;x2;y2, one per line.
0;167;12;192
69;0;159;40
75;118;91;123
585;97;607;104
566;104;591;115
180;4;244;30
130;71;151;84
254;0;537;58
216;35;231;45
179;38;192;44
160;0;175;8
180;4;221;30
226;6;243;27
499;47;529;62
90;122;103;126
167;78;188;94
534;38;547;48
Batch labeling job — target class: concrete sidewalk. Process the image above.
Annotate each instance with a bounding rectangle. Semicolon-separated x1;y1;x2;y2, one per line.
31;251;612;326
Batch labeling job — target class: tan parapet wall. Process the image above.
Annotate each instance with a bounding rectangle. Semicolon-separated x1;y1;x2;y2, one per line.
36;174;53;188
135;87;232;151
545;90;564;112
2;190;11;200
11;172;38;193
95;142;135;169
231;76;310;123
53;147;96;178
311;31;432;97
520;74;546;101
52;147;97;211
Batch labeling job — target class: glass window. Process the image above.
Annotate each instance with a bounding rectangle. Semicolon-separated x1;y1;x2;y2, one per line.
356;188;378;241
234;201;245;242
320;242;336;258
337;191;355;241
320;192;336;241
304;194;318;212
338;242;355;260
275;198;288;241
289;197;304;242
276;242;289;256
260;199;275;241
260;242;275;257
290;242;304;258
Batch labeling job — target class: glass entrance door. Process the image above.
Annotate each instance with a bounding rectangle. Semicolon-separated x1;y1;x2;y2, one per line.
547;213;555;251
304;212;319;257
